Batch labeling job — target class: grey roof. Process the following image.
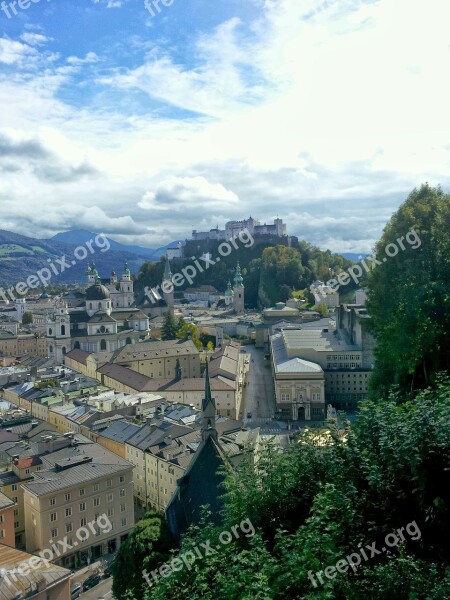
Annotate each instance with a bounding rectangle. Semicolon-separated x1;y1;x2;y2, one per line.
0;491;14;510
22;443;133;496
281;327;361;353
98;420;142;444
0;471;20;486
0;544;71;600
271;332;324;375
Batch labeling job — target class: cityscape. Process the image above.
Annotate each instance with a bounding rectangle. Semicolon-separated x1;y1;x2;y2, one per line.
0;2;449;600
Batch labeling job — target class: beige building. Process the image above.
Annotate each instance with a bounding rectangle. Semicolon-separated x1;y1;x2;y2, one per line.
126;420;250;512
0;491;15;547
0;331;47;359
0;456;44;548
270;331;326;420
0;544;71;600
22;441;134;569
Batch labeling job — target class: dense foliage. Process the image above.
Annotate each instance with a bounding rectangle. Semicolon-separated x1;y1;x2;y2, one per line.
112;511;174;600
135;239;354;308
367;184;450;396
113;382;449;599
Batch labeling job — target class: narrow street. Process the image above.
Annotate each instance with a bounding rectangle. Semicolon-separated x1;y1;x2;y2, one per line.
77;577;112;600
241;345;275;424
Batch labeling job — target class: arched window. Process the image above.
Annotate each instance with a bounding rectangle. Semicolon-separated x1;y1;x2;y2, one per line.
61;325;66;336
100;325;106;333
126;337;132;345
74;341;80;349
48;328;53;336
89;303;93;309
100;339;107;351
49;345;53;353
98;302;102;309
62;347;67;355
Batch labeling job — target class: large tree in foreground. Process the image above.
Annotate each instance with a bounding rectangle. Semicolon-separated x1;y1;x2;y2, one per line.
366;184;450;396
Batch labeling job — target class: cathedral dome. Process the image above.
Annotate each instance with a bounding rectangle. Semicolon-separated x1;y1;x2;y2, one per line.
86;283;110;301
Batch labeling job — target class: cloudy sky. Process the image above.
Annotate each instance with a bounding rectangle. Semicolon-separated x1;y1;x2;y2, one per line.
0;0;449;253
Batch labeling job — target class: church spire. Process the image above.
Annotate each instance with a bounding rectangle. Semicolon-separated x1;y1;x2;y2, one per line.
201;359;217;441
234;261;244;288
163;255;172;280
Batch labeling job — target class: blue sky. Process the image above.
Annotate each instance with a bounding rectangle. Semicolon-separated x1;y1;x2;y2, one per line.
0;0;449;252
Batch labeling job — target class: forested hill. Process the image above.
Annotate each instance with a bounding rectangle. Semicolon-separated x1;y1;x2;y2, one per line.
135;238;356;308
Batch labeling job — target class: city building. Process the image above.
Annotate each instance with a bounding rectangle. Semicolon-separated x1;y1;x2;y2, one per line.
0;544;71;600
310;281;340;309
0;491;15;547
22;439;135;569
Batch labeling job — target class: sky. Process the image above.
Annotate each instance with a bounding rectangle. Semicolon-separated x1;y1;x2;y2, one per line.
0;0;449;253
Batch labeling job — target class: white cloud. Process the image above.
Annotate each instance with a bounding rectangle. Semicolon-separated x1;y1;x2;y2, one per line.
1;0;450;250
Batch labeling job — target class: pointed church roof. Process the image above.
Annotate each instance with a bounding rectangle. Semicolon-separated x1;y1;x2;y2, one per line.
163;256;172;280
202;360;215;413
234;262;244;287
123;261;131;276
224;280;234;297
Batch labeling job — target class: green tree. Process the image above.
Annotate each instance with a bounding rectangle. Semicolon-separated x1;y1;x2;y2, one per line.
316;303;329;317
176;322;202;350
22;311;33;325
367;184;450;396
112;511;174;600
161;311;178;340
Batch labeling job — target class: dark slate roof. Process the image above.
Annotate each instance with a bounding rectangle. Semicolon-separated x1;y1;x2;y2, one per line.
98;420;142;444
166;436;230;541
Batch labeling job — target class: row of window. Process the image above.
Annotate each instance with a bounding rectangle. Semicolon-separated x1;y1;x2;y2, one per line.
326;355;360;361
49;491;126;519
48;478;125;505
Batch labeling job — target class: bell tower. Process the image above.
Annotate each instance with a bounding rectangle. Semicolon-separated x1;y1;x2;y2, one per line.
233;262;244;314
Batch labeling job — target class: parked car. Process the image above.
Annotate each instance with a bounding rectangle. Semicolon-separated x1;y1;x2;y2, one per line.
83;574;101;591
103;562;114;578
70;583;82;599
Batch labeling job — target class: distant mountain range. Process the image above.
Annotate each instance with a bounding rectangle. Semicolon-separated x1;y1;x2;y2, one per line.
0;229;181;287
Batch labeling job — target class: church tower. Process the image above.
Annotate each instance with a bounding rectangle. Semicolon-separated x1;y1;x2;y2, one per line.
233;262;244;314
46;300;71;364
119;262;134;307
224;281;234;307
162;256;174;308
201;361;217;442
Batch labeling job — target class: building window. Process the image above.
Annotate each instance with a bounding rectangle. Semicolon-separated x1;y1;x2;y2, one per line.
65;493;71;501
79;488;85;497
50;512;57;522
66;523;73;533
120;503;126;513
119;476;125;483
14;522;19;529
107;479;112;487
51;528;58;539
12;484;17;492
107;508;114;517
281;393;290;402
93;484;99;492
65;507;72;517
93;497;100;507
107;493;113;502
121;517;127;527
120;488;126;497
79;502;86;512
80;518;87;527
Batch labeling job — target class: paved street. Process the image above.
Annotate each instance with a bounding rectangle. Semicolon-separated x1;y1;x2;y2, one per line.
77;577;112;600
241;345;275;423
